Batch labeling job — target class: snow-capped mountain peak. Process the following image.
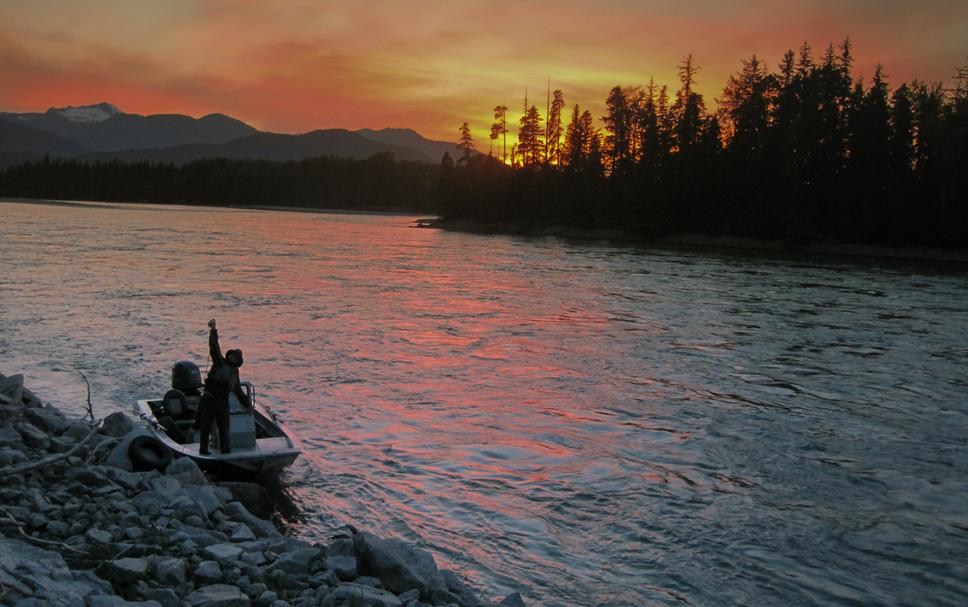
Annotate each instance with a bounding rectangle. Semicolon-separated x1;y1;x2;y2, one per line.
49;102;122;124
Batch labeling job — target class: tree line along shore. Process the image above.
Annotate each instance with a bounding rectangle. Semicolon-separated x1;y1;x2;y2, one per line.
1;39;965;249
0;372;526;607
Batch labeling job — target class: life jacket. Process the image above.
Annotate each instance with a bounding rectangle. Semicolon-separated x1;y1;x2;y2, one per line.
203;364;238;404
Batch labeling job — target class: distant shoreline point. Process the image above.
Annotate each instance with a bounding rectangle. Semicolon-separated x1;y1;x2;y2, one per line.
419;217;968;265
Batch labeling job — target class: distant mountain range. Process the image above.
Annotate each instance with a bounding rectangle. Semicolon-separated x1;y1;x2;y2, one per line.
0;102;464;167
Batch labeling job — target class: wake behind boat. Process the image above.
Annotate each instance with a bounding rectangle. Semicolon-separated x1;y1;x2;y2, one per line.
134;360;301;480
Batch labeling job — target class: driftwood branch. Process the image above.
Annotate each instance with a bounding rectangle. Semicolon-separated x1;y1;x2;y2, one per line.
0;422;101;478
0;508;87;555
77;370;95;423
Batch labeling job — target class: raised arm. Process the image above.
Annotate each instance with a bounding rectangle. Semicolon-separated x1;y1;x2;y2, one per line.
208;319;224;364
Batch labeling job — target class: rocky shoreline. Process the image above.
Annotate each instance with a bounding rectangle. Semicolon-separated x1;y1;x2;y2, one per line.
0;372;526;607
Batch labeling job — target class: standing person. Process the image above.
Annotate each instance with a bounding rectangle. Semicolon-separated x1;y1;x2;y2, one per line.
196;318;250;455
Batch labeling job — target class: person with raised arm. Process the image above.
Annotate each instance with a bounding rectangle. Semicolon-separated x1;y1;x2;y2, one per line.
195;318;250;455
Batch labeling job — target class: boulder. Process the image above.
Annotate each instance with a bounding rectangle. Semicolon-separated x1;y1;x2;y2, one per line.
327;555;358;581
0;537;102;606
321;583;402;607
88;597;163;607
353;532;448;602
217;482;271;517
140;587;181;607
183;485;228;516
24;406;70;434
230;522;257;542
64;421;95;441
86;528;113;545
15;420;50;450
195;560;225;583
0;447;27;466
49;435;77;453
268;546;324;576
166;456;208;485
224;502;280;538
0;426;25;449
155;557;188;586
499;592;528;607
0;373;24;404
203;543;244;562
106;467;148;491
97;557;150;583
102;411;136;437
186;583;250;607
149;475;184;499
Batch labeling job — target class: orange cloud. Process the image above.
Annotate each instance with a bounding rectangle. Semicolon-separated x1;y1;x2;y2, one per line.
1;0;965;143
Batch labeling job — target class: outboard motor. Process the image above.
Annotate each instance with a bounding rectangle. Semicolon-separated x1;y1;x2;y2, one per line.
171;361;202;395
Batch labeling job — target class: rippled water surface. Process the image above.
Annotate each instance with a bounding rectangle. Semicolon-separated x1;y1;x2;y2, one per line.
2;200;967;606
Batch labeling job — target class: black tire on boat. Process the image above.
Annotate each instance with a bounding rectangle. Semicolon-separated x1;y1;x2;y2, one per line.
128;435;172;471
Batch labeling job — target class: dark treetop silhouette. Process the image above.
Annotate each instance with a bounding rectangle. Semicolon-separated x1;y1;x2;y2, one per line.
2;39;965;247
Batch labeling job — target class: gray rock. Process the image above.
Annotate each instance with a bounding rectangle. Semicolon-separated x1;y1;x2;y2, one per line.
184;485;227;516
140;588;181;607
0;373;24;404
88;598;163;607
269;547;324;576
0;537;100;606
354;576;383;588
101;411;136;437
47;520;70;536
0;447;27;466
166;456;208;485
106;467;148;491
240;550;267;567
49;435;77;453
440;569;486;606
203;543;244;562
186;583;250;607
64;421;94;441
131;491;169;516
216;482;271;517
23;406;69;434
353;532;448;601
328;555;358;581
498;592;527;607
155;557;187;585
196;560;225;583
397;589;420;603
0;426;25;449
321;583;402;607
15;421;50;450
230;522;257;542
97;557;150;582
257;590;279;604
86;528;113;544
224;502;280;538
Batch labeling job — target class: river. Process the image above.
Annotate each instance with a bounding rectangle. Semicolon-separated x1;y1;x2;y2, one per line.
1;199;966;606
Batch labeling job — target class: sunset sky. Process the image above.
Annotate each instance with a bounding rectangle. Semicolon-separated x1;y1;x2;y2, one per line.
1;0;966;142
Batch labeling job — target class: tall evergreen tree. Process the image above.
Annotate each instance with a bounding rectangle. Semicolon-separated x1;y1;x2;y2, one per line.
458;122;475;163
492;105;509;163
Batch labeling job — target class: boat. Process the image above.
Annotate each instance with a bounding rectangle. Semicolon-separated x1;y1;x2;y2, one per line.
134;361;302;480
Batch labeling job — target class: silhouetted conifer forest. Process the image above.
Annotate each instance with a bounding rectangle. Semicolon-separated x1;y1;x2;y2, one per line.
2;40;966;247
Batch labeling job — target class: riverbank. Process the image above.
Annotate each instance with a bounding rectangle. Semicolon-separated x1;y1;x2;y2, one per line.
419;218;968;265
0;197;427;218
0;372;525;607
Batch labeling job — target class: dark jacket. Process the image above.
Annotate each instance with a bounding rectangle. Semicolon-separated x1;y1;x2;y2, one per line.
204;328;250;409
